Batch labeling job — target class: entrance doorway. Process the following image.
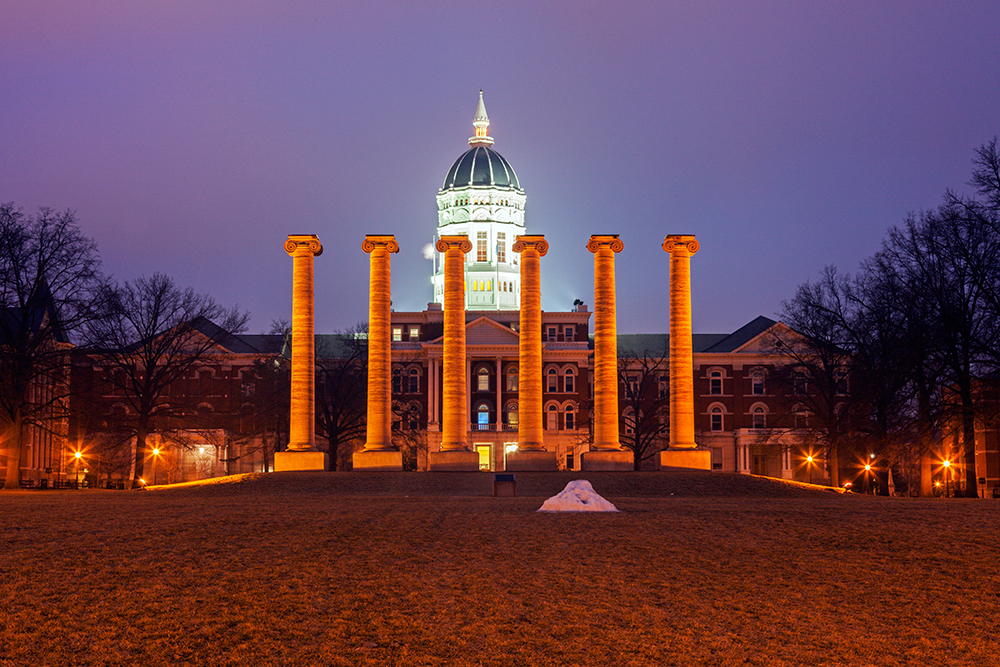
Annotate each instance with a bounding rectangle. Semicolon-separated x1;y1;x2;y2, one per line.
752;454;767;476
476;444;492;471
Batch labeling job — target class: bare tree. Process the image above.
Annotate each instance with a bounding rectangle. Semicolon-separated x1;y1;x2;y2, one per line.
85;273;248;485
617;343;671;470
315;324;368;471
0;205;103;489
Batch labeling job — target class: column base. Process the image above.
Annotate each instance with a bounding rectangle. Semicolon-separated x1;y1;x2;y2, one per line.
274;450;329;472
429;450;480;471
658;448;712;471
505;450;558;471
581;450;633;471
353;450;403;471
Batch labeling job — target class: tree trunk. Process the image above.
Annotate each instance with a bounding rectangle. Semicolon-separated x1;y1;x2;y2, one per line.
133;426;148;488
828;443;840;488
919;449;934;498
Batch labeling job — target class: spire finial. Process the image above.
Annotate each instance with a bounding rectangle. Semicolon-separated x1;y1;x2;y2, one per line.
469;90;494;147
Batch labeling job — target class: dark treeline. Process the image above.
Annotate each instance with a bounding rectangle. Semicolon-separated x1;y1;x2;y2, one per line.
776;138;1000;495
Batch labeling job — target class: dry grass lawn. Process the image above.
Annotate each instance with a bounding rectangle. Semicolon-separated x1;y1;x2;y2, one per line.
1;471;998;666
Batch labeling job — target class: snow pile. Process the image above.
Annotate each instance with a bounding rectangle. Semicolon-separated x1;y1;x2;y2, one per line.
537;480;619;513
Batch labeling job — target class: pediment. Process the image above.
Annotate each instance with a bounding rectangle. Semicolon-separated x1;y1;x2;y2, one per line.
733;322;800;354
466;316;520;346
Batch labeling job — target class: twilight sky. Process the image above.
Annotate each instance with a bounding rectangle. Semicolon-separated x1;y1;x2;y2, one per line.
3;1;999;336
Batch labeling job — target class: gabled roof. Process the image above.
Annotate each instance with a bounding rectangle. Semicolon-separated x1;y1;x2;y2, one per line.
426;316;520;346
701;316;779;353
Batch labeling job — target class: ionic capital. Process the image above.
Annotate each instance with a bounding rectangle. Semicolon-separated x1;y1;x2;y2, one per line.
513;234;548;256
587;234;624;254
663;235;699;256
362;235;399;254
436;235;473;254
285;234;323;257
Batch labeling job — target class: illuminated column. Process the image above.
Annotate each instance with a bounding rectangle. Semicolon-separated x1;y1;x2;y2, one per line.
275;235;328;472
354;236;403;471
588;235;623;451
439;235;473;452
507;235;556;471
581;236;631;471
513;235;547;451
660;235;710;470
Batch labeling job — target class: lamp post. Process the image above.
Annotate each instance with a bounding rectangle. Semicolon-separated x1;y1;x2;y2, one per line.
864;462;872;495
806;455;814;486
942;459;951;498
151;447;160;487
73;450;82;489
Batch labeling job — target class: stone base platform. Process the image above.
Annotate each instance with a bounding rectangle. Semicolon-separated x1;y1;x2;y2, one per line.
429;450;480;471
581;450;633;471
274;450;329;472
505;450;558;471
659;447;712;471
353;450;403;471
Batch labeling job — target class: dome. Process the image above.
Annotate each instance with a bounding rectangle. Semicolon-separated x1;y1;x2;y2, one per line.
441;146;522;191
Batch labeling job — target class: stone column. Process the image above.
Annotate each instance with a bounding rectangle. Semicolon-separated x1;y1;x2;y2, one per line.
354;235;403;471
507;235;556;470
429;235;479;471
582;235;631;471
275;234;328;472
660;235;711;470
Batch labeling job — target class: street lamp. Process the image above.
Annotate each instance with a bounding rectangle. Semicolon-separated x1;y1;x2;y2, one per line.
151;447;161;487
806;455;814;485
942;459;951;498
864;462;872;495
73;450;83;488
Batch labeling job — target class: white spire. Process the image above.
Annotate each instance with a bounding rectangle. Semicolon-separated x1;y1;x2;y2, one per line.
469;90;494;147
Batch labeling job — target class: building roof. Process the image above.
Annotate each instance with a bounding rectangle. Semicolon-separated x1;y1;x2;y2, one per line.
441;146;521;191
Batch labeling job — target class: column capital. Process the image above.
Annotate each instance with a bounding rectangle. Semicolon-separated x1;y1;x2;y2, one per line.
436;235;472;253
285;234;323;257
362;235;399;254
587;234;624;254
513;234;548;256
663;235;699;256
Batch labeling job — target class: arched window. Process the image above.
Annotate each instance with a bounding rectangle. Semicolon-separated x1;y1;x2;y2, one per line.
547;368;558;393
477;367;490;392
408;368;420;394
751;372;765;396
711;406;723;432
564;369;575;393
565;405;576;430
794;404;809;429
752;406;766;430
546;404;558;430
710;370;723;395
506;368;519;392
506;401;518;427
476;404;490;429
392;369;402;394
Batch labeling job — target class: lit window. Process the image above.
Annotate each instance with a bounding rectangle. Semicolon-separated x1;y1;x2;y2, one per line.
477;231;488;262
507;370;519;392
497;232;506;263
392;326;402;342
710;371;722;395
477;367;490;392
564;370;575;393
751;372;765;396
506;402;518;426
711;407;723;432
409;325;420;341
547;369;558;393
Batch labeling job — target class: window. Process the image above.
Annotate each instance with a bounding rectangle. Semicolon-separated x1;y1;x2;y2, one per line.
793;371;806;395
795;408;809;429
476;404;490;428
506;402;518;426
497;232;506;263
409;325;420;341
546;326;557;341
565;406;575;430
547;369;558;392
392;369;402;394
477;367;490;392
564;369;575;393
752;406;766;430
710;370;722;395
566;450;575;470
477;231;488;262
836;370;848;396
392;326;403;342
564;326;574;341
408;369;420;394
506;369;519;392
751;372;765;396
623;409;635;435
627;376;639;398
711;406;723;432
547;405;558;430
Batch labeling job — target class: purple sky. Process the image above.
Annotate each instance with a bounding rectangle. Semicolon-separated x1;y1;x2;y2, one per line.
4;1;999;336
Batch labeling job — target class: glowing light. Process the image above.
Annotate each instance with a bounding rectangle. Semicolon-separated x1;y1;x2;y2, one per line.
505;444;518;453
935;481;942;487
942;460;951;468
806;456;813;463
139;478;147;485
74;451;82;460
199;447;205;455
422;243;435;260
153;448;160;456
865;464;871;471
